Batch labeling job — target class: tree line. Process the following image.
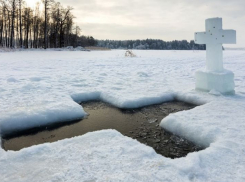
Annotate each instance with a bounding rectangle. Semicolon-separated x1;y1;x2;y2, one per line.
97;39;206;50
0;0;96;49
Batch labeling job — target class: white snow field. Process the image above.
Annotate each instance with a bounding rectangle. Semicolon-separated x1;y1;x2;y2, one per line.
0;50;245;181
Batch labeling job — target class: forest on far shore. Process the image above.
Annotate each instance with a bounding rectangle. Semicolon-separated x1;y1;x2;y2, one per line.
0;0;97;49
97;39;206;50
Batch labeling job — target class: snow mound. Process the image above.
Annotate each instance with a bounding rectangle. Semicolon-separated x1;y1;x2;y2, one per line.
72;91;175;109
2;128;245;181
0;130;188;181
0;99;86;136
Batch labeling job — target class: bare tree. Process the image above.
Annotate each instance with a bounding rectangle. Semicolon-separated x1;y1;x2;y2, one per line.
32;2;41;48
42;0;54;49
8;0;17;48
18;0;23;47
51;2;61;48
58;6;72;47
23;7;32;48
0;1;4;46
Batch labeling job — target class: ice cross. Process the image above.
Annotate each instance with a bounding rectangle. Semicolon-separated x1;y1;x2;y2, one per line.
195;18;236;72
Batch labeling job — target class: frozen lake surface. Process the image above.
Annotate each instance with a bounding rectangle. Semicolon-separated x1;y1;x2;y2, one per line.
0;50;245;181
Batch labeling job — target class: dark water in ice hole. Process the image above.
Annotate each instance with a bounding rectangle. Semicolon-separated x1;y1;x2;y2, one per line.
2;101;203;158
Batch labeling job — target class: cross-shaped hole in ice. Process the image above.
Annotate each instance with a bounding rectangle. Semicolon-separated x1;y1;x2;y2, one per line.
2;101;204;159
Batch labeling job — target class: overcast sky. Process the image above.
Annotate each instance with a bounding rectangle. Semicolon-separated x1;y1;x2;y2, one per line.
29;0;245;47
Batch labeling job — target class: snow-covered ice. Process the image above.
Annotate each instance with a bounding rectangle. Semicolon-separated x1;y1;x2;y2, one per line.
0;50;245;181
